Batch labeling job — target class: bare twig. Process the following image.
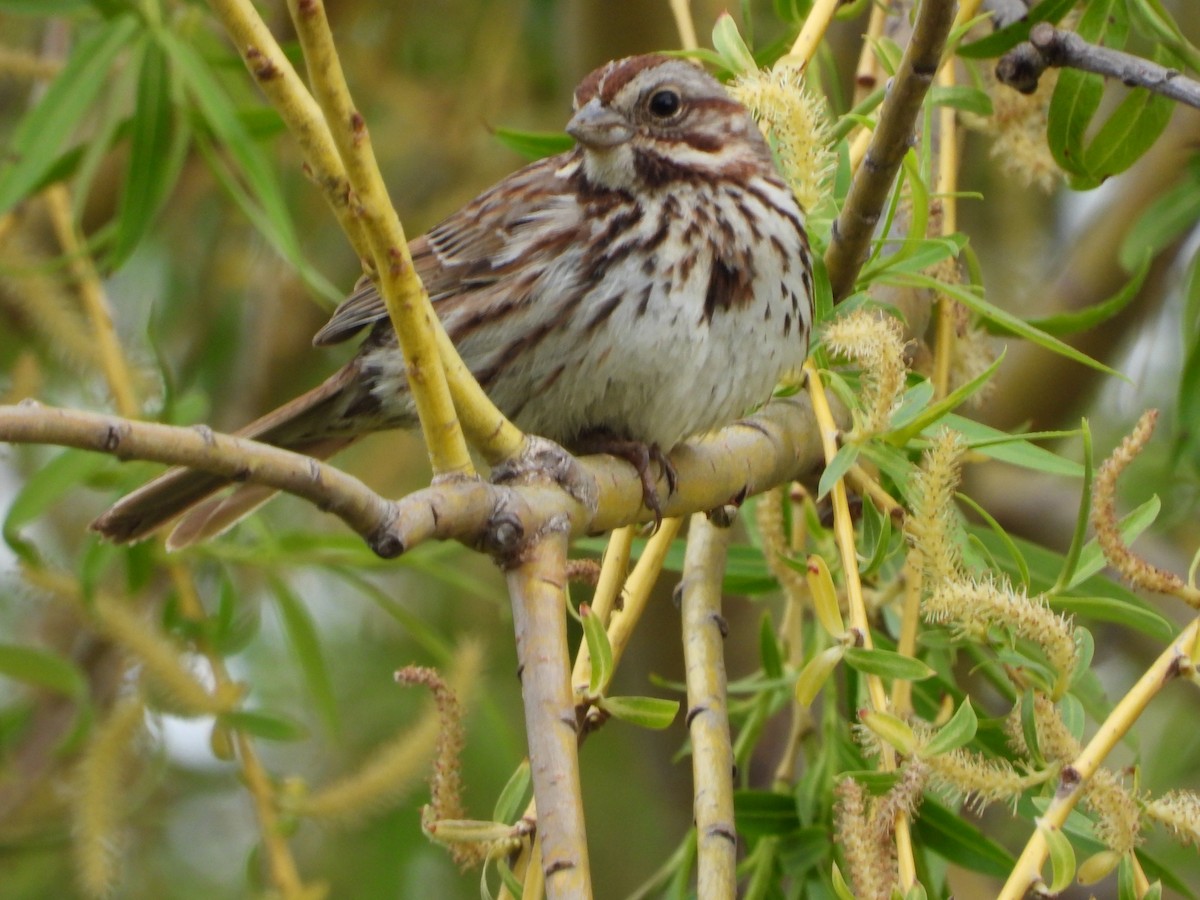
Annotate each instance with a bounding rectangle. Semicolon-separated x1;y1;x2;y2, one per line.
825;0;959;301
506;530;592;898
997;22;1200;109
679;514;736;899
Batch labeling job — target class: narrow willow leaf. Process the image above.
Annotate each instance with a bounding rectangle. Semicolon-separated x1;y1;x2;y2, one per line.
1077;84;1173;189
889;352;1004;445
220;709;309;742
109;38;178;269
860;710;917;754
1068;496;1160;589
1043;823;1077;893
928;85;993;116
1118;163;1200;271
935;414;1083;478
795;646;844;707
958;491;1031;588
596;695;678;730
921;699;977;757
760;613;784;680
490;127;573;160
843;647;934;682
711;13;757;76
831;864;855;900
269;579;339;735
1026;255;1150;336
733;790;801;838
887;378;935;431
956;0;1075;58
3;450;115;560
806;554;845;637
912;799;1015;877
0;15;138;214
817;442;860;500
0;643;88;698
492;760;531;824
581;604;613;696
1052;421;1093;594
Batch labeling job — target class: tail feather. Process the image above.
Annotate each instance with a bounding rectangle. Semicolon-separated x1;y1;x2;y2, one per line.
91;363;364;546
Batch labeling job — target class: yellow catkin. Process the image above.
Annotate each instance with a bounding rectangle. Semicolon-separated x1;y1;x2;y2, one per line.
728;65;834;213
905;429;966;583
823;309;909;436
73;695;145;897
833;778;895;900
1144;789;1200;848
962;71;1062;191
299;640;483;826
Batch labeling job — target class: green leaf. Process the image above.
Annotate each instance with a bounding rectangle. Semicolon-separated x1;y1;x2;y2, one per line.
935;415;1083;478
912;799;1015;877
843;648;934;682
108;37;181;270
0;15;139;215
492;760;531;824
269;580;339;735
1048;596;1172;643
817;442;860;500
490;127;573;160
921;699;978;757
958;491;1031;588
0;643;88;698
1048;67;1104;178
928;85;993;116
1044;823;1076;893
1078;81;1173;189
733;789;801;838
3;449;116;560
1068;496;1160;588
888;352;1004;445
1026;255;1150;336
596;695;679;730
957;0;1076;58
219;709;309;742
759;613;784;681
160;31;341;304
1052;421;1093;594
887;378;935;431
795;646;844;707
0;0;92;12
1119;163;1200;270
711;13;757;76
581;604;613;696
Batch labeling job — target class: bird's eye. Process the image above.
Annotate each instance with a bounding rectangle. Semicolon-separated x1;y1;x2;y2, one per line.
647;89;682;119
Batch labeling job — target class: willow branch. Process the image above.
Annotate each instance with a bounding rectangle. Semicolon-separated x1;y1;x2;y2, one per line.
679;514;736;899
1;393;824;559
506;530;592;898
997;23;1200;109
824;0;958;301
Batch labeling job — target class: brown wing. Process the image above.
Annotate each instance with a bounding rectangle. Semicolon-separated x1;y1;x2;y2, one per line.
312;150;577;348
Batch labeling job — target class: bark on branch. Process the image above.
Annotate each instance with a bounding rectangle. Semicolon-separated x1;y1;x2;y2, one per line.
824;0;959;301
0;394;825;561
996;23;1200;109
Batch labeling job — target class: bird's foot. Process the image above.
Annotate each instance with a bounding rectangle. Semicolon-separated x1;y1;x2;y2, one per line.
575;433;677;530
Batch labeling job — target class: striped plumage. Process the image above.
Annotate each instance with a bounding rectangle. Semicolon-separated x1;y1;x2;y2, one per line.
93;54;814;547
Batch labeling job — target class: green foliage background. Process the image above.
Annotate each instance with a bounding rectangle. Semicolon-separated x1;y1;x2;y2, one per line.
1;0;1199;898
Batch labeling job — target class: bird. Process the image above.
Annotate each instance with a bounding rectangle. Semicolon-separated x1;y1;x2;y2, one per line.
92;53;815;549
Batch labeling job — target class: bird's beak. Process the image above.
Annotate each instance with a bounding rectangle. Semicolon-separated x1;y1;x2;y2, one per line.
567;99;633;149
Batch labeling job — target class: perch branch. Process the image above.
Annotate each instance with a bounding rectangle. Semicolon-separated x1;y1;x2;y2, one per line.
680;514;737;899
0;393;826;559
997;23;1200;109
825;0;958;301
506;529;592;898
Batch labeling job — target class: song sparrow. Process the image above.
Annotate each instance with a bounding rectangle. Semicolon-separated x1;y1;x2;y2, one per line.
93;54;815;548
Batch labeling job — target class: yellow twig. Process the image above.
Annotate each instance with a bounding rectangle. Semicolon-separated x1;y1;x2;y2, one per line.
668;0;699;52
571;525;635;696
932;62;959;401
784;0;843;70
804;360;916;889
998;617;1200;899
43;186;140;418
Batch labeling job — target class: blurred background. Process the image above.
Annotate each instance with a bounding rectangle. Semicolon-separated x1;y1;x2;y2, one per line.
1;0;1199;897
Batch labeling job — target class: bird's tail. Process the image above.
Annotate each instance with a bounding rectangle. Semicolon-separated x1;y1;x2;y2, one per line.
91;363;365;549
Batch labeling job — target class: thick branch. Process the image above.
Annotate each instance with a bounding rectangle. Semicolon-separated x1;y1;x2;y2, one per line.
997;23;1200;109
679;515;736;898
824;0;958;301
0;394;825;559
506;530;592;898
